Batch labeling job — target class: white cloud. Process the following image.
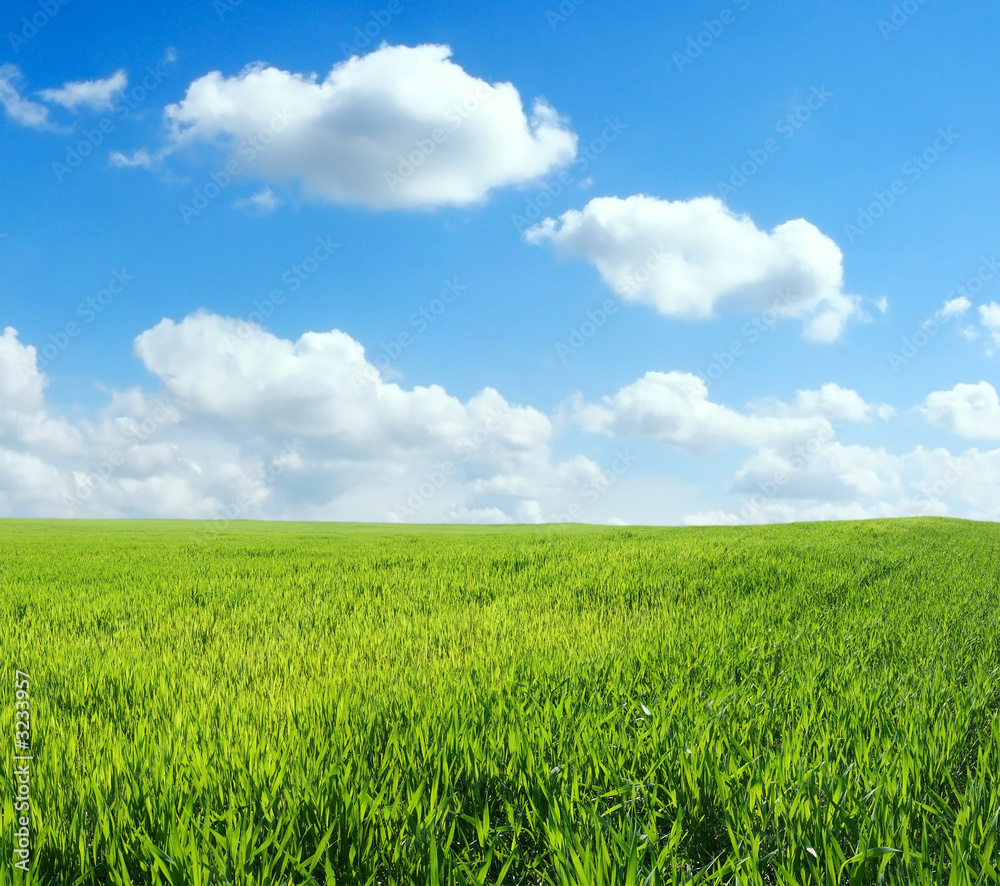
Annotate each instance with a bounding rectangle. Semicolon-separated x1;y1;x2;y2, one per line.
749;383;894;422
940;295;972;319
109;148;154;169
0;327;46;411
4;317;1000;525
39;70;127;111
0;314;603;522
573;372;889;451
163;44;577;209
0;333;84;460
921;381;1000;440
0;64;58;130
525;194;862;341
444;505;515;524
571;373;992;526
132;312;508;455
233;186;279;214
979;302;1000;348
686;442;997;525
685;500;912;526
728;441;902;501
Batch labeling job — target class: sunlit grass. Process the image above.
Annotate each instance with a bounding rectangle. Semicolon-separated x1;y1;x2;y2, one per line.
1;517;998;884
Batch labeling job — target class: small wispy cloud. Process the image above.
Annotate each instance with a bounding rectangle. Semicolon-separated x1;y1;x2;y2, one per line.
233;186;280;215
39;70;128;111
0;63;60;131
939;295;971;319
109;148;155;169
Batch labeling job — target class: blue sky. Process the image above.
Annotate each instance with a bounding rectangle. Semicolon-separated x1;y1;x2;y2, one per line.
1;0;998;524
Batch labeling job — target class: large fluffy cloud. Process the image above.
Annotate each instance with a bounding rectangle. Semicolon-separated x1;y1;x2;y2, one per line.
0;327;46;411
133;312;554;460
921;381;1000;440
525;195;862;341
0;314;603;523
163;44;577;208
573;372;888;451
748;383;894;422
4;317;1000;525
728;442;903;502
571;369;1000;525
686;443;997;526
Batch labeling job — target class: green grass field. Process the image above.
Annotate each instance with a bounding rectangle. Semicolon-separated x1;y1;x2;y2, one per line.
1;517;999;885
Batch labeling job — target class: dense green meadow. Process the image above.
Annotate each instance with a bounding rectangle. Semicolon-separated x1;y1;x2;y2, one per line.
1;517;999;885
